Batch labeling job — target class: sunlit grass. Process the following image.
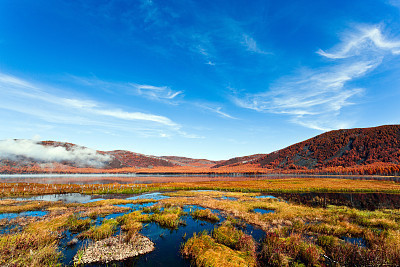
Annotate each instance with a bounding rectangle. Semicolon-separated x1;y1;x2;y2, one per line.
191;209;220;222
150;206;185;229
0;200;50;213
0;232;61;266
65;213;92;233
182;231;256;267
1;181;400;266
259;232;323;266
79;218;118;241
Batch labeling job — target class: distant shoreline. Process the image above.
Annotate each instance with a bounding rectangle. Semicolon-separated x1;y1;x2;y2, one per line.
1;173;399;179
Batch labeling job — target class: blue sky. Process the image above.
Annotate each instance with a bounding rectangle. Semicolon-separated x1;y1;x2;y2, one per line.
1;0;400;160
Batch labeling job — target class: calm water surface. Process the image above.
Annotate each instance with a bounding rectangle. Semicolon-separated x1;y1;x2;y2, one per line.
1;173;395;184
0;174;268;184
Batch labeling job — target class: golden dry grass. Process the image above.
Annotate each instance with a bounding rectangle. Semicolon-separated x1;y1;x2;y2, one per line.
182;233;256;267
1;181;400;266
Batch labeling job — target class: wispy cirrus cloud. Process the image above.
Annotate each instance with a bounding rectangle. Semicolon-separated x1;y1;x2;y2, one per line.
317;26;400;59
68;75;234;121
242;34;271;55
233;25;400;131
0;73;191;137
68;75;183;104
196;103;237;120
131;83;183;101
63;98;178;126
233;62;372;130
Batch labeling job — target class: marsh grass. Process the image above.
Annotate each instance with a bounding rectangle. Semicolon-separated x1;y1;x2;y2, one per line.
150;206;185;229
1;185;400;266
161;190;400;266
212;222;256;253
0;200;50;213
82;205;129;219
118;210;151;241
0;232;61;266
79;199;154;219
142;205;162;213
182;224;257;267
191;209;220;222
79;218;118;241
259;232;323;267
0;215;67;266
66;214;92;233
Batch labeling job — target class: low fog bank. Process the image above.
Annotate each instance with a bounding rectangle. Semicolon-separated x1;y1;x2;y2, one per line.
0;139;112;168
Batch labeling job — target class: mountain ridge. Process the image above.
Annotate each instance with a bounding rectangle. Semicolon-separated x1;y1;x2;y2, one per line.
1;125;399;175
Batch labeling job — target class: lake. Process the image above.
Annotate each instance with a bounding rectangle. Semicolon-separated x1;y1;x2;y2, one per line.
0;173;397;184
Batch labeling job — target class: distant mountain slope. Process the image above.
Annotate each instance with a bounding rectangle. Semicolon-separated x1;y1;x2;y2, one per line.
247;125;400;169
107;150;176;168
1;125;400;175
41;141;177;168
0;140;177;170
211;154;266;168
160;156;217;168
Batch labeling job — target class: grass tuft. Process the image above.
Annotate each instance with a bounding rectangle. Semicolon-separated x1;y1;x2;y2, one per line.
191;209;220;222
79;218;118;241
182;231;256;267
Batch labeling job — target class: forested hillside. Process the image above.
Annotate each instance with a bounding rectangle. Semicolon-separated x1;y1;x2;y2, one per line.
1;125;400;175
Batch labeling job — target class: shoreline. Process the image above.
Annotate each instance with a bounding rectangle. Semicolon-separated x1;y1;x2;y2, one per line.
1;173;399;179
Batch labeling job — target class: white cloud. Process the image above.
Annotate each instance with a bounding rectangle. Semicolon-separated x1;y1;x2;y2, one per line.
233;25;400;130
242;34;271;55
94;109;177;127
317;26;400;59
68;76;183;104
0;139;112;167
0;72;188;136
131;83;183;101
177;131;205;139
0;73;36;89
197;104;237;120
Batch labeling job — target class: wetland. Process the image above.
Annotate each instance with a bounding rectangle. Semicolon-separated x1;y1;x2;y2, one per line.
1;176;400;266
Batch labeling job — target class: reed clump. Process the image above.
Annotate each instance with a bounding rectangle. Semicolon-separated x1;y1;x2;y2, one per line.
0;200;50;213
65;214;92;233
0;232;61;266
150;206;185;229
191;209;220;222
0;215;70;266
259;232;323;267
79;218;118;241
212;222;256;254
182;224;257;267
